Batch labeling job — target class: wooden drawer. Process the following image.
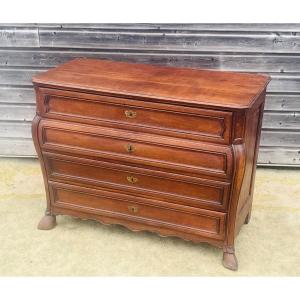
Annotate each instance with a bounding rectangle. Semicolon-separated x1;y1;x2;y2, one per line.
38;119;233;179
37;88;233;144
49;181;226;240
44;152;231;211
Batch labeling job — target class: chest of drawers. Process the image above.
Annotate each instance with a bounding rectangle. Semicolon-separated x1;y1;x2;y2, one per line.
32;58;270;271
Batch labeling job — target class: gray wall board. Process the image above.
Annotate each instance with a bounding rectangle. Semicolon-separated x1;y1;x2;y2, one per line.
1;50;300;73
0;138;35;157
0;87;35;104
258;148;300;165
38;29;300;53
261;131;300;147
264;94;300;111
0;122;31;138
0;27;39;47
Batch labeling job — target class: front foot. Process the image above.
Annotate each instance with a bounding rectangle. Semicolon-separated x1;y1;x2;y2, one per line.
222;247;238;271
38;214;56;230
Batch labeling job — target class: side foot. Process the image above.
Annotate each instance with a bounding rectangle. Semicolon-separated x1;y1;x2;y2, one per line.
38;214;56;230
222;247;238;271
244;211;251;224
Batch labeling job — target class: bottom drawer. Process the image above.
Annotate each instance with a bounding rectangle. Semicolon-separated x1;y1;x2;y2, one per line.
49;182;226;240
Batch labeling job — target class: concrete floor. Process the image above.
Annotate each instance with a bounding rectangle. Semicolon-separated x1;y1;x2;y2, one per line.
0;158;299;276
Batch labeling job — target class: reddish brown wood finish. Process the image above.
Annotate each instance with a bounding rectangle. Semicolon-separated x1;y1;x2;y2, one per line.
32;58;270;271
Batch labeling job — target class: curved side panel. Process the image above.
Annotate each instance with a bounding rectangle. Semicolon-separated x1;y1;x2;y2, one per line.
224;138;246;251
32;114;53;215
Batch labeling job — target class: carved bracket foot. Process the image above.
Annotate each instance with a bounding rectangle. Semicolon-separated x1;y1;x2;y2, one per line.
222;247;238;271
38;214;56;230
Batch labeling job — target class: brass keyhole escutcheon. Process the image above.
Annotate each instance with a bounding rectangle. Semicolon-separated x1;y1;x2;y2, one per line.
127;176;138;183
124;110;137;118
125;144;135;153
128;205;139;214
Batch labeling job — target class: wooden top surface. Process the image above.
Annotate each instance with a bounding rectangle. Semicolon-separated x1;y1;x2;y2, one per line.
32;58;270;109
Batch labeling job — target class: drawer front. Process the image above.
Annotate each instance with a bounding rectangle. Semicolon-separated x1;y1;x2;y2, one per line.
38;88;233;144
44;152;230;211
39;120;233;179
49;182;226;240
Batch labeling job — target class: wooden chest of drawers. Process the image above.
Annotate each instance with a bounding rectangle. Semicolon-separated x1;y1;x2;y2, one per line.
32;58;270;270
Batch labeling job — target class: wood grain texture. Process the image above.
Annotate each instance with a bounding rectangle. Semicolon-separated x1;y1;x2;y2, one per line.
32;58;268;270
37;87;233;144
0;23;299;166
38;118;234;179
32;58;270;109
2;68;298;94
44;152;231;211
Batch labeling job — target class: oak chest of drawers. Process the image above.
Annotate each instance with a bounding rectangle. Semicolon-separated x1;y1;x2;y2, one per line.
32;58;270;270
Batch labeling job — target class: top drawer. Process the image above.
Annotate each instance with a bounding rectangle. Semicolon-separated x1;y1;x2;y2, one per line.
37;88;233;145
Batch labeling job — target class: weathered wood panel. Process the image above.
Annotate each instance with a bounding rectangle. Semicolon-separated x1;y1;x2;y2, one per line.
27;23;300;32
39;29;300;53
0;27;39;47
0;122;31;138
258;147;300;165
10;23;298;32
268;74;300;93
0;23;299;166
261;131;300;147
1;50;300;73
0;69;41;86
0;87;35;104
263;112;300;129
265;94;300;111
0;138;35;157
0;104;35;121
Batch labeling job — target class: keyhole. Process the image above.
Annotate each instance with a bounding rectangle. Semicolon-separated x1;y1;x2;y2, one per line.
127;176;138;183
128;205;138;213
125;144;135;153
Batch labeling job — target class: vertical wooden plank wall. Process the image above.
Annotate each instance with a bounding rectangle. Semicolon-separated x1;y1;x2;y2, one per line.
0;23;299;166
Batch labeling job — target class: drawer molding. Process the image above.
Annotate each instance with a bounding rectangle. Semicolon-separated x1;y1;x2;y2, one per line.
49;182;226;240
39;120;233;179
44;152;231;211
40;88;232;144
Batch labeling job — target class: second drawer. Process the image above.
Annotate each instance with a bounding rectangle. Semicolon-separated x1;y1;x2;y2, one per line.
44;152;231;211
38;119;233;179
